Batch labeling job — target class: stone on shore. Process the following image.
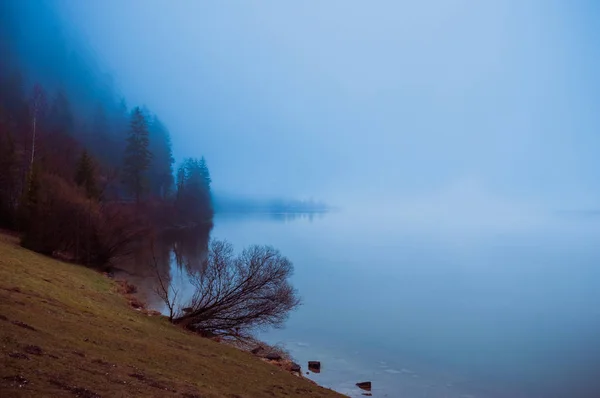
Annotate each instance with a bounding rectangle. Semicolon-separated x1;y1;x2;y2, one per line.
265;352;282;361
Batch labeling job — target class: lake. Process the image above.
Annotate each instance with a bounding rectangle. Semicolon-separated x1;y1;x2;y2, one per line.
143;209;600;398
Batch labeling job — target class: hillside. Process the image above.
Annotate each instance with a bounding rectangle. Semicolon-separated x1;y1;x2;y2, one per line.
0;233;344;398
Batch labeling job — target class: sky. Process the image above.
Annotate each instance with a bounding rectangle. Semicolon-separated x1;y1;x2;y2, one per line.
56;0;600;209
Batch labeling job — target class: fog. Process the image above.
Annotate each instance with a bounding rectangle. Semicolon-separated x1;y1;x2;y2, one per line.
4;3;600;396
47;0;600;216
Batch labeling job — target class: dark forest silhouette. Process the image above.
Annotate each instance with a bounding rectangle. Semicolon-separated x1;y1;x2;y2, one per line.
0;1;213;266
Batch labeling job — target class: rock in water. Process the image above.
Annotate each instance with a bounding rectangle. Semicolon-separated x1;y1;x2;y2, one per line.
356;381;372;391
308;361;321;373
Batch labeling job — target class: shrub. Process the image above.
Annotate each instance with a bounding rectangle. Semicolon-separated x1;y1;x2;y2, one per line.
172;240;301;335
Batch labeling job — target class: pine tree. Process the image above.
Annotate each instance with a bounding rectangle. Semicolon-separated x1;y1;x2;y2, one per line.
122;107;152;203
0;108;19;227
175;157;213;224
148;115;174;198
198;156;212;188
75;149;99;199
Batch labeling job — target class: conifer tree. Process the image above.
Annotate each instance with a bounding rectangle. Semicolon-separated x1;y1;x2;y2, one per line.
148;115;174;198
0;109;18;227
175;157;213;223
122;107;152;203
75;149;99;199
198;156;211;188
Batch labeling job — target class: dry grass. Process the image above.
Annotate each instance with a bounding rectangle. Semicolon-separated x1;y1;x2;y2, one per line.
0;233;344;398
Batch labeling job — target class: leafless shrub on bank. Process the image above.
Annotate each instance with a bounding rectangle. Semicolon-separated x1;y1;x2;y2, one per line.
173;240;300;335
150;241;180;322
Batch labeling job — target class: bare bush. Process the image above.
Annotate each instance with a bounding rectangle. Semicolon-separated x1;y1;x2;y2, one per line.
150;241;180;322
173;240;301;335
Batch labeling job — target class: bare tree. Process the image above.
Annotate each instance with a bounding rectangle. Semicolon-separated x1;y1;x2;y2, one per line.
173;240;301;335
150;241;180;322
28;84;47;169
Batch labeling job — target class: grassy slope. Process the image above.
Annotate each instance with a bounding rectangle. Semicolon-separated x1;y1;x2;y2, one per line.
0;233;343;398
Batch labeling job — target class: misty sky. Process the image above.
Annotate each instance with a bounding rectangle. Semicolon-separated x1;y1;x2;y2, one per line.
56;0;600;208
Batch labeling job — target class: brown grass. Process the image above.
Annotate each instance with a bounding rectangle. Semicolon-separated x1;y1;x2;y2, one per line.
0;233;345;398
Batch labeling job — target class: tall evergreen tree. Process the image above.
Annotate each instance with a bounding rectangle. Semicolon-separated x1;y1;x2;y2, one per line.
122;107;152;203
198;156;211;188
148;115;174;198
175;157;213;223
0;107;19;227
75;149;99;199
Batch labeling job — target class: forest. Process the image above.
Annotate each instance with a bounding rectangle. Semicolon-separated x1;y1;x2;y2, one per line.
0;0;302;341
0;1;213;267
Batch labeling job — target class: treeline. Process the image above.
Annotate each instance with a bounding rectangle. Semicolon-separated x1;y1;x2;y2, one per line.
0;1;213;266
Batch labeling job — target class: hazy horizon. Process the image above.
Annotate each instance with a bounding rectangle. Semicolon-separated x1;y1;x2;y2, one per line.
51;0;599;209
8;0;598;217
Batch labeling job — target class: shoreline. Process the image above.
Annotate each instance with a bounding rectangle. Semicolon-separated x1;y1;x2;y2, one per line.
115;277;336;391
0;232;344;398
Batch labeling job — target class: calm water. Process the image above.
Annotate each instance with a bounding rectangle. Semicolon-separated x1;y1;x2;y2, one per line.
151;210;600;398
